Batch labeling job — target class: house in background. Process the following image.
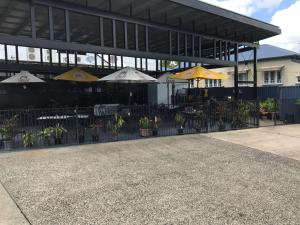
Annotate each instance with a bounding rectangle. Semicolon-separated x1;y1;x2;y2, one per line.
201;44;300;88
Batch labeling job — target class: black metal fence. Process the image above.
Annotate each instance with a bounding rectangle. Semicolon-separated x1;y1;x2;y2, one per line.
0;101;258;150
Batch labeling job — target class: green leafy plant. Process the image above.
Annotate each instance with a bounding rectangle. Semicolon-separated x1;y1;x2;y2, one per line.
175;113;185;128
107;114;125;136
193;111;207;131
232;101;253;128
260;98;277;113
139;117;151;129
151;116;161;130
295;99;300;106
216;102;228;131
22;132;36;148
39;127;54;145
0;115;19;141
52;124;67;145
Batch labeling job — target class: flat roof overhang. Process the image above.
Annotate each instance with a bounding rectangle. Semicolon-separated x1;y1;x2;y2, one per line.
0;0;280;76
0;0;280;43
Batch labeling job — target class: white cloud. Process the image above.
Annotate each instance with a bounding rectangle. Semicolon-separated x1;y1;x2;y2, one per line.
261;1;300;52
201;0;283;16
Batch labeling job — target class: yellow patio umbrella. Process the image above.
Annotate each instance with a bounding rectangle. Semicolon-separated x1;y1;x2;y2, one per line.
54;68;99;82
170;66;226;81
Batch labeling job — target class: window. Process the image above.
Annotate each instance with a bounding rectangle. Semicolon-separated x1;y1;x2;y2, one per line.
238;72;248;86
264;70;282;85
205;79;222;88
297;76;300;84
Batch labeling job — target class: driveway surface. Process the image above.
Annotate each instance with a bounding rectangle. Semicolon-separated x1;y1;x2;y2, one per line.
205;124;300;160
0;133;299;225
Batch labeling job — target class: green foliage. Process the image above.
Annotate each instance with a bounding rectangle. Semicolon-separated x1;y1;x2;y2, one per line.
107;114;125;136
0;115;19;140
22;132;36;148
295;99;300;106
52;123;67;139
151;116;161;130
175;113;185;128
38;127;54;141
193;111;207;130
161;60;179;70
139;117;150;129
260;98;277;113
232;101;253;128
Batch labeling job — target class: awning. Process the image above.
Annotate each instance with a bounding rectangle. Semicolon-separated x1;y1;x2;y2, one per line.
258;66;285;72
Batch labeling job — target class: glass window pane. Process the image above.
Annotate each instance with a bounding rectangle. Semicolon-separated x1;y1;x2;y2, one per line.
36;5;49;39
70;12;100;45
116;20;125;49
138;25;146;51
53;8;66;41
277;71;281;83
127;23;136;50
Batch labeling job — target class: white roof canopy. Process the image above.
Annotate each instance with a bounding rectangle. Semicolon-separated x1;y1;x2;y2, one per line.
1;71;45;83
98;67;157;83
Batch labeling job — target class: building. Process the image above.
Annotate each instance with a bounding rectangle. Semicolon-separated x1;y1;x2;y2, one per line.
202;45;300;88
0;0;281;108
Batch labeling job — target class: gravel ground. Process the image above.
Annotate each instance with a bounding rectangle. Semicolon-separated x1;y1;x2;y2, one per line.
0;135;299;225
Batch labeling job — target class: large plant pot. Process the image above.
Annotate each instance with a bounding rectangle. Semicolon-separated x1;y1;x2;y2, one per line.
139;128;151;137
195;128;202;133
3;140;13;151
42;139;52;147
218;122;226;131
79;135;85;144
92;135;99;142
152;129;158;136
177;128;184;135
54;137;62;145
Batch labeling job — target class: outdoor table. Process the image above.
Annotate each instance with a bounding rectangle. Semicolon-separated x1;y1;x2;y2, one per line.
37;115;72;120
37;114;89;120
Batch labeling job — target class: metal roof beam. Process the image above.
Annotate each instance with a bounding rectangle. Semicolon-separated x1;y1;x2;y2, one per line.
170;0;280;35
0;33;236;67
34;0;257;48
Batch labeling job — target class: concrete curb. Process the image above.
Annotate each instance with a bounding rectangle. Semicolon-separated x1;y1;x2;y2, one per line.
0;181;30;225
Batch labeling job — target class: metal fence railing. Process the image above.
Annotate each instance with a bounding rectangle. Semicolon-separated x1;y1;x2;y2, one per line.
0;100;259;150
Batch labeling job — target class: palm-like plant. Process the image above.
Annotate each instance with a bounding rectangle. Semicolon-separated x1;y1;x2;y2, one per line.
107;114;125;137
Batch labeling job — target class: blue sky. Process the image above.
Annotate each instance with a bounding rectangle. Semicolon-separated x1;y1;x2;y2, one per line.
203;0;299;51
252;0;295;22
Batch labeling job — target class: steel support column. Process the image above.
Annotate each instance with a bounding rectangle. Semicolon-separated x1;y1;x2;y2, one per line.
234;43;239;100
253;47;258;99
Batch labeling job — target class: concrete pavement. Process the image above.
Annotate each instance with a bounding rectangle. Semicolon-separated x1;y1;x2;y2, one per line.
0;133;299;225
205;124;300;161
0;182;29;225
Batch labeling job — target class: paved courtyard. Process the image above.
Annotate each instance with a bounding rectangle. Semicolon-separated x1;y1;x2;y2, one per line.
0;126;299;225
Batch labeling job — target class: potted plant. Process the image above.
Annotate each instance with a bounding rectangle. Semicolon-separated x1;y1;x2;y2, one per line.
232;101;252;129
175;113;185;135
151;116;161;136
0;115;19;150
22;132;37;148
139;117;151;137
107;114;125;141
193;111;206;133
38;127;53;146
260;98;277;120
52;123;67;145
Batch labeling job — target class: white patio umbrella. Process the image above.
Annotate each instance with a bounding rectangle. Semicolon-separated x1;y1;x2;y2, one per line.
99;67;157;105
1;71;45;83
98;67;157;83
